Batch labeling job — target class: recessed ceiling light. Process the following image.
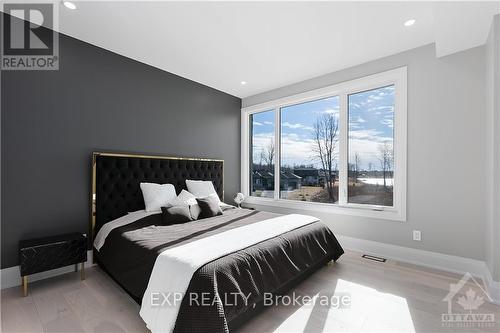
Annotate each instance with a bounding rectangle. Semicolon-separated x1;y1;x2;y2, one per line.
240;81;247;85
63;1;76;10
404;19;416;27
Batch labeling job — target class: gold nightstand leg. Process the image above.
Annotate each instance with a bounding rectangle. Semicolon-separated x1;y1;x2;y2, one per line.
22;276;28;297
80;262;85;280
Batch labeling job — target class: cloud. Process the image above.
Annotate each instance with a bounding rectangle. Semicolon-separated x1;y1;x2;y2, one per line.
253;120;274;127
348;138;383;168
251;132;274;160
368;105;394;113
349;129;392;143
349;133;393;170
282;122;314;130
324;107;339;115
380;118;394;128
348;128;392;166
368;94;383;101
281;133;324;167
349;129;382;140
250;131;319;167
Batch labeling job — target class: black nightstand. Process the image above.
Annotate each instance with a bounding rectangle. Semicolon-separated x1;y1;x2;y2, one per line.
19;233;87;296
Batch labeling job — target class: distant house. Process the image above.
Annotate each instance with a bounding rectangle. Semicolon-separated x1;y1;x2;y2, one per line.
252;170;274;191
280;171;302;191
293;167;321;186
292;167;337;187
252;170;302;191
318;169;336;184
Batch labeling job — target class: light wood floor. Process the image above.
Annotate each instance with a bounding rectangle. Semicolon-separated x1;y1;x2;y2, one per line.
2;250;499;333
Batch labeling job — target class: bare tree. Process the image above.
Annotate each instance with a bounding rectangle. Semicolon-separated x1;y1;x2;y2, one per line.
312;113;339;202
350;153;361;185
378;142;394;188
262;139;275;170
258;148;266;167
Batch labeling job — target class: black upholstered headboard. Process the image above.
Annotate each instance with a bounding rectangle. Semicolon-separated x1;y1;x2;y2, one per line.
91;152;224;238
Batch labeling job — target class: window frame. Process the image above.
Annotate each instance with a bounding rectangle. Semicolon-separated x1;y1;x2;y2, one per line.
241;67;407;221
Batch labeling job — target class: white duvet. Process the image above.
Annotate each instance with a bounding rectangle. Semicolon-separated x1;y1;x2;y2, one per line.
139;213;320;333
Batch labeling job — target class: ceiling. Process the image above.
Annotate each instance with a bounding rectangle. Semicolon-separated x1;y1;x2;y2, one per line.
24;1;500;97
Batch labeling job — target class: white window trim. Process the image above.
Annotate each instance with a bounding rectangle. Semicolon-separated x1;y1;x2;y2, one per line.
241;67;407;222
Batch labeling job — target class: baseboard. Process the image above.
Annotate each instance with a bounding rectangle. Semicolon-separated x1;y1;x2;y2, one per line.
482;264;500;305
337;235;500;304
1;250;94;290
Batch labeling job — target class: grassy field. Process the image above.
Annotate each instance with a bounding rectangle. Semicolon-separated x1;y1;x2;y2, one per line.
284;181;393;206
347;181;393;206
283;186;325;201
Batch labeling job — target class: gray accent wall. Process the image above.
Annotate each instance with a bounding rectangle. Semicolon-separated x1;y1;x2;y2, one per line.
243;43;489;262
1;32;241;269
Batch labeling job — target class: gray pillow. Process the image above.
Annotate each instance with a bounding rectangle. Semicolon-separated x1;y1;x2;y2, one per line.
196;196;223;219
161;205;193;225
189;204;201;220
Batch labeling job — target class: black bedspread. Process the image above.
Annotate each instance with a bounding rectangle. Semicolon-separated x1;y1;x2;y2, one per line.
97;209;343;333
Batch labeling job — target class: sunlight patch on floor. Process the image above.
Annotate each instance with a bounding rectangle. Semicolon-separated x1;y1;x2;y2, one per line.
272;279;416;332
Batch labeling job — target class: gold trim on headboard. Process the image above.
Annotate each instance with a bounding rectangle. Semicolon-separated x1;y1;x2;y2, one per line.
90;151;224;246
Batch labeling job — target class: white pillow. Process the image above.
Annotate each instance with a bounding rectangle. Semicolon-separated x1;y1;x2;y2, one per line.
140;183;176;212
168;190;202;220
186;180;221;203
170;190;197;206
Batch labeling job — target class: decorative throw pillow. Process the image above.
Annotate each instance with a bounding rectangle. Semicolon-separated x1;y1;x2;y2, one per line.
196;195;223;219
186;180;221;204
169;190;201;220
161;205;193;225
189;203;202;220
140;183;176;212
169;190;198;206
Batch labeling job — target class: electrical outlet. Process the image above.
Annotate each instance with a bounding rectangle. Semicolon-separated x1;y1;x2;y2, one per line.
413;230;421;241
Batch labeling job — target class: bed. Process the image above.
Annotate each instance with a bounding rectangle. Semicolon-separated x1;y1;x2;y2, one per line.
91;152;344;333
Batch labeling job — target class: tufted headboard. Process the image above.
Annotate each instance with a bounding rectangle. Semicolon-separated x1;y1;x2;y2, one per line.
91;152;224;240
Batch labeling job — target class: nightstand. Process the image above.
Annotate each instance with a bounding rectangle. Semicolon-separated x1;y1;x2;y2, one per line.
19;233;87;296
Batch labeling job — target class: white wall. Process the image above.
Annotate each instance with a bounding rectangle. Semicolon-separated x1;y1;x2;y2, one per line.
486;14;500;281
493;14;500;282
243;43;488;262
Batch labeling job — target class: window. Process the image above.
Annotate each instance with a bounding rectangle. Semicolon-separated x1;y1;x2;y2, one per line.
280;96;340;203
241;68;407;221
250;110;275;198
348;85;394;206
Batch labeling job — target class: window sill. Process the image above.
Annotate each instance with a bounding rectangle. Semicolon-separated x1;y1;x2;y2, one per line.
243;196;406;222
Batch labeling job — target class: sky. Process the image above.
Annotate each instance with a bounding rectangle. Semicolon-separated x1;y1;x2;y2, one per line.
251;85;394;171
